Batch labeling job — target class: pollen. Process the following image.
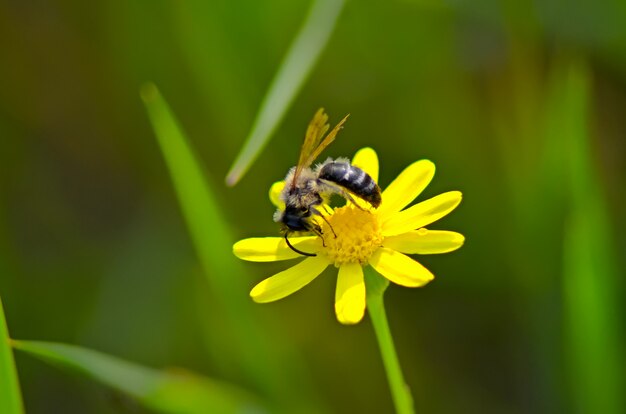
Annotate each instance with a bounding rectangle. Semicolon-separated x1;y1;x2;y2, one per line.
319;205;383;267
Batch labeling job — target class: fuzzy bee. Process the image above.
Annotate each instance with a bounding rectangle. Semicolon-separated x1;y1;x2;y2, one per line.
274;109;382;256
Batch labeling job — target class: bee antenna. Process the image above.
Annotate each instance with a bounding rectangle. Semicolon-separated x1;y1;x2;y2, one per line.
285;232;317;257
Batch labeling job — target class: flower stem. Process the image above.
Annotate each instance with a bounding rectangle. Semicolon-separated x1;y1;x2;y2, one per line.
365;268;414;414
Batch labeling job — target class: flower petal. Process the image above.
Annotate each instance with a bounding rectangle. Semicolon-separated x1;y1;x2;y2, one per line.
250;257;329;303
351;147;379;183
369;247;434;287
377;160;435;217
335;263;366;325
382;191;462;236
383;229;465;254
233;236;319;262
269;181;285;208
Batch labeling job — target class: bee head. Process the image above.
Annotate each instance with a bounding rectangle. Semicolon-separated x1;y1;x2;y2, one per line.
280;205;312;232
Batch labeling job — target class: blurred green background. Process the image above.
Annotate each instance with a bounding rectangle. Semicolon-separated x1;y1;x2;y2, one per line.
1;0;625;413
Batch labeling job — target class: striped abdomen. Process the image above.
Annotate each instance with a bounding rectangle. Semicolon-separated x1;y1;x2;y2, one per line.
318;161;381;207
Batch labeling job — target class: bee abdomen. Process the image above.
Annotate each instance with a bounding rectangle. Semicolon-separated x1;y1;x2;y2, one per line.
318;161;381;207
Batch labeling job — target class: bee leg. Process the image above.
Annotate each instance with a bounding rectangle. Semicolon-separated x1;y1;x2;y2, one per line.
314;226;327;247
284;232;317;257
322;216;337;238
311;207;337;238
318;179;368;211
319;213;337;238
339;190;367;211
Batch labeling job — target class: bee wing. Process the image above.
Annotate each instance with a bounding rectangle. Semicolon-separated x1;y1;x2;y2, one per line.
291;109;349;188
296;109;328;167
304;112;349;167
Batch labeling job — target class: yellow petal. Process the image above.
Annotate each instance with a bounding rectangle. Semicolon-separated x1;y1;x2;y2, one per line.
369;247;434;287
233;237;319;262
269;181;285;209
250;257;329;303
351;147;379;183
382;191;462;236
383;229;465;254
335;263;366;325
377;160;435;217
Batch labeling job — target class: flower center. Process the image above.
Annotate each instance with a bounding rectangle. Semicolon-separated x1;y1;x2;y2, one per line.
319;205;383;267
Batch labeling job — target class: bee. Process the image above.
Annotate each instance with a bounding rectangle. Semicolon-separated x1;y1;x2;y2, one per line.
274;108;382;257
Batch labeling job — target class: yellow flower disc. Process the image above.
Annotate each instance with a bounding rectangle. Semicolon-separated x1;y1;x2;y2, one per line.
320;205;383;267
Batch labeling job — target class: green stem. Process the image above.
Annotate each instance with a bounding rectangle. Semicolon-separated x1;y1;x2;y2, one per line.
365;268;414;414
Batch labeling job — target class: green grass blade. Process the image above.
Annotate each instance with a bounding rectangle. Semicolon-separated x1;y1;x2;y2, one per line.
225;0;346;186
554;58;624;414
140;82;269;381
0;297;23;414
141;84;322;411
12;340;265;414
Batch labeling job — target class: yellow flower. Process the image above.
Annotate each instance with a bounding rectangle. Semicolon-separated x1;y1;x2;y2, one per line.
233;148;463;325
